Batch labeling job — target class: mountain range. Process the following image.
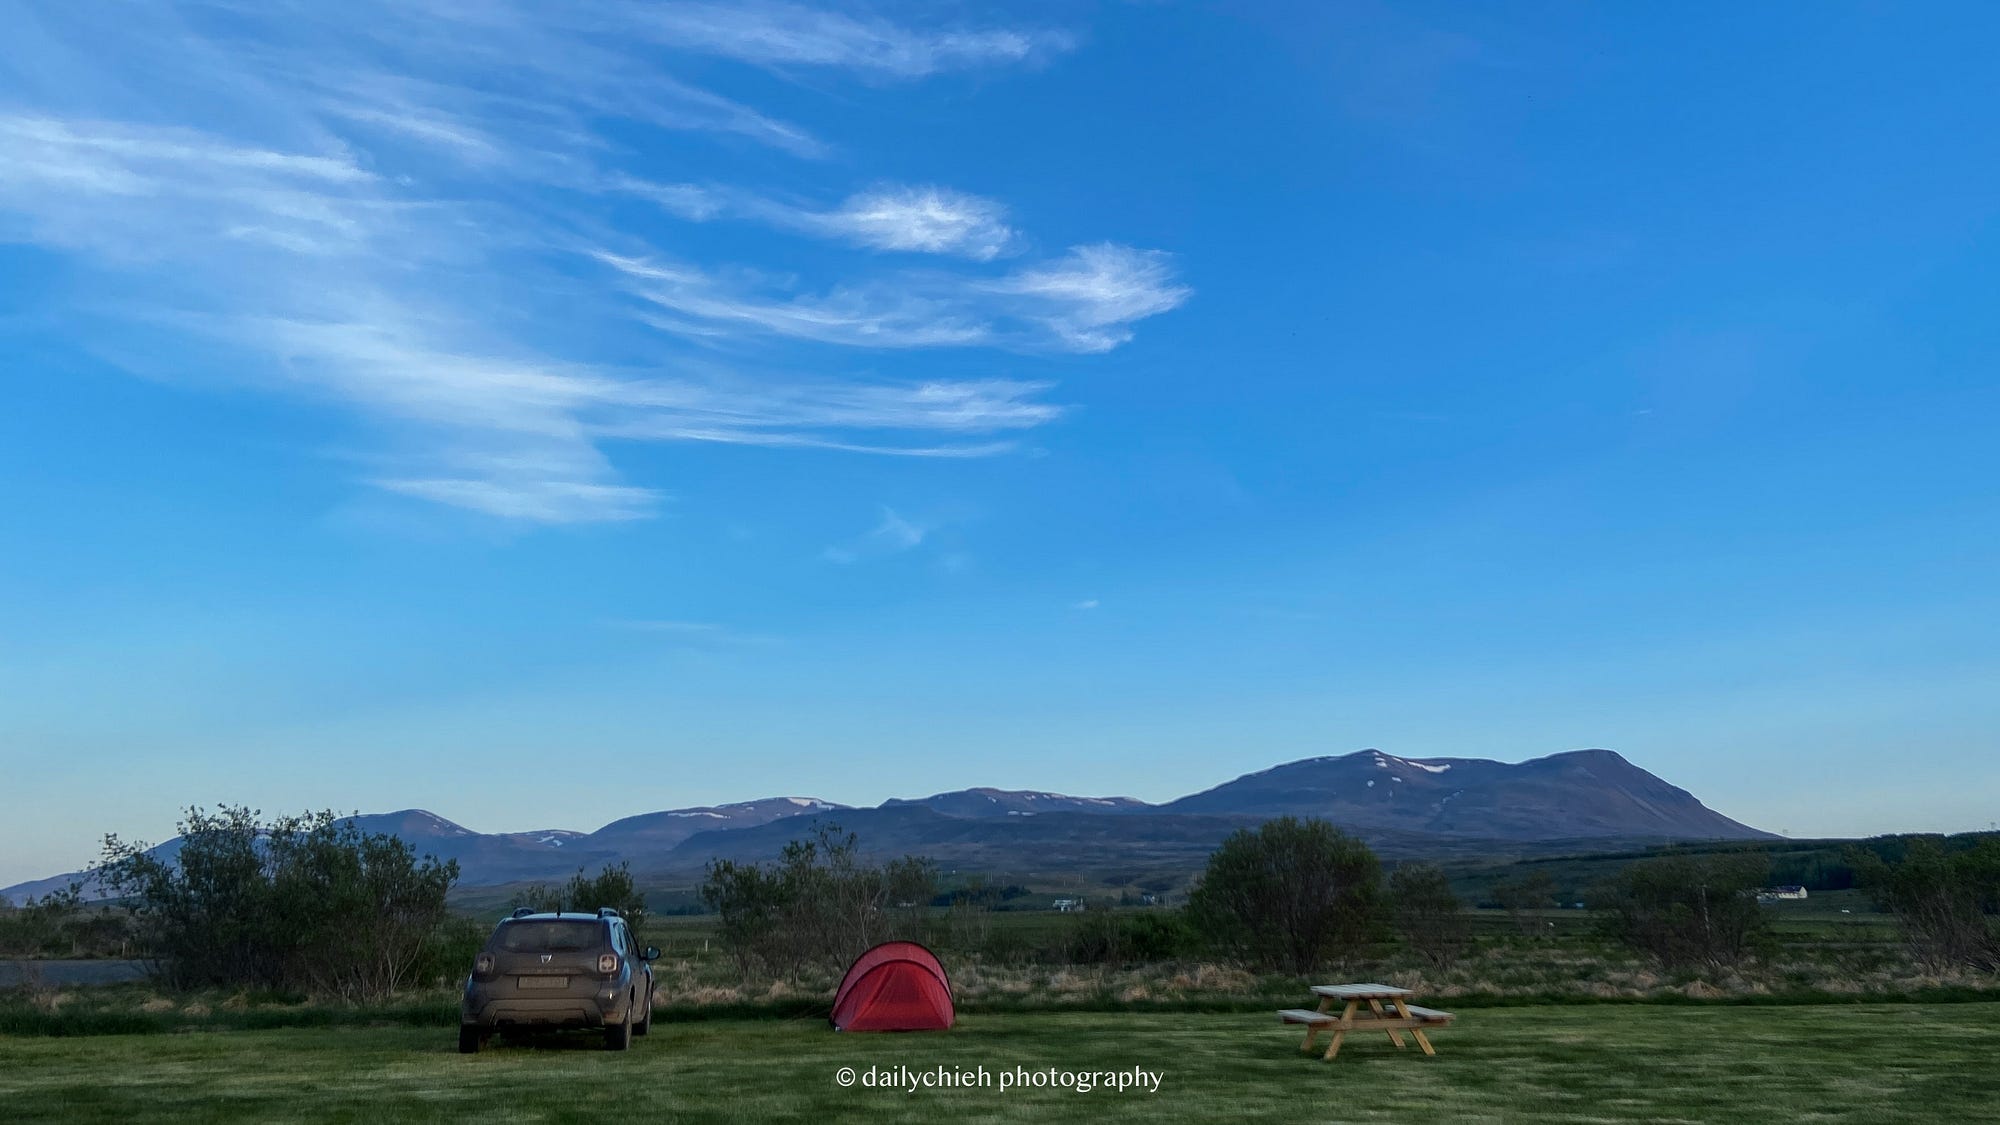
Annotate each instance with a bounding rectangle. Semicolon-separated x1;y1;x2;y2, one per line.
1;748;1770;902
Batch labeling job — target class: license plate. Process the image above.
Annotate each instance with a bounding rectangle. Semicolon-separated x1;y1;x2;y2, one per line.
517;976;569;989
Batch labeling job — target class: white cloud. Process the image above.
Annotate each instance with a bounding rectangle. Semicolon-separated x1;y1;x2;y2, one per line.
615;180;1017;260
0;2;1176;524
610;177;726;221
1072;598;1101;610
0;114;371;185
594;252;992;348
377;478;658;523
596;244;1189;353
630;1;1075;78
0;113;385;260
822;506;929;563
800;186;1017;259
242;311;1064;518
987;244;1193;353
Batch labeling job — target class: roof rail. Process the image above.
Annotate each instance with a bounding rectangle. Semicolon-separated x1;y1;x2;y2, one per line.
510;907;536;919
597;907;622;918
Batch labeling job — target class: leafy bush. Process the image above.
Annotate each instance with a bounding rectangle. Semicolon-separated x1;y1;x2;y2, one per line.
1490;871;1558;937
1852;836;2000;972
0;885;133;958
514;862;649;944
1185;817;1382;974
1595;853;1772;971
404;913;489;989
1056;910;1196;965
699;824;936;980
1390;862;1470;969
97;806;458;999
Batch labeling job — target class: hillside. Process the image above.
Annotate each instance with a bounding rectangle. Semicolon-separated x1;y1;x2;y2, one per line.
2;747;1770;900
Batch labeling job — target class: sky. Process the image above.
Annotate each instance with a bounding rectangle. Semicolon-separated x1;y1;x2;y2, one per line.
3;1;1998;886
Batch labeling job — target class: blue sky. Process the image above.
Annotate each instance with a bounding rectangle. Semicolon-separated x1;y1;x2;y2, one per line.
3;2;1998;884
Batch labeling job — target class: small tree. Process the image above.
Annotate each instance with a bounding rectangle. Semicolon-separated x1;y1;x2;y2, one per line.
100;805;282;988
1596;853;1771;971
517;863;649;944
698;824;938;981
699;858;787;978
98;806;458;998
1389;863;1470;969
1186;817;1382;975
266;817;459;999
1852;837;2000;973
0;884;90;957
1491;870;1557;938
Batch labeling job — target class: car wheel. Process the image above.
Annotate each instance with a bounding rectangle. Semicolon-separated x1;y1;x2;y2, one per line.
605;1007;633;1052
458;1026;482;1054
634;988;652;1036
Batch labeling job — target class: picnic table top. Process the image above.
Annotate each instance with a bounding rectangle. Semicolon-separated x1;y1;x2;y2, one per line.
1311;982;1415;1001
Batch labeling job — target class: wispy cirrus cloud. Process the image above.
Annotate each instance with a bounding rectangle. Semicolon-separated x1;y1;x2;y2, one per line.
612;180;1019;259
0;1;1176;524
627;1;1076;78
238;311;1065;518
809;186;1018;258
985;244;1193;353
822;506;930;564
595;242;1189;353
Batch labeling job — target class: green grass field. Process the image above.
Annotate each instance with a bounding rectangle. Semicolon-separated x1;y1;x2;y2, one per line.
4;1003;1997;1123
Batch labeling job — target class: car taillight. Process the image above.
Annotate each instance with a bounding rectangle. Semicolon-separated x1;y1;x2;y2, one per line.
474;953;494;976
598;953;619;974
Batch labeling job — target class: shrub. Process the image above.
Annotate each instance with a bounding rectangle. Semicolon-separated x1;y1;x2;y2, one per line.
1056;910;1195;965
1491;871;1557;937
1185;817;1381;974
0;885;131;958
699;824;937;980
97;806;458;999
405;913;489;989
1389;862;1470;969
1595;853;1772;971
514;862;650;944
1852;836;2000;973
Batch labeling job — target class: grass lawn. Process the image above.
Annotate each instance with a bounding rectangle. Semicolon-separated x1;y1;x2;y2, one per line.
3;1003;1998;1123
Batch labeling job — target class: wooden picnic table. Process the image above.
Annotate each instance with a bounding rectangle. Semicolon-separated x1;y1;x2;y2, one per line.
1277;982;1454;1060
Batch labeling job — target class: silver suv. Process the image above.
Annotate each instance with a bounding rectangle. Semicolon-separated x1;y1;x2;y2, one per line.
459;908;659;1052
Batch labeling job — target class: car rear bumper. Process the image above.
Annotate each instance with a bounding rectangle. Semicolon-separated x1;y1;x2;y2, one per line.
463;986;630;1029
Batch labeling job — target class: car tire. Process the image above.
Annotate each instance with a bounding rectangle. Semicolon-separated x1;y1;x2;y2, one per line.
605;1006;632;1052
634;988;652;1036
458;1026;482;1054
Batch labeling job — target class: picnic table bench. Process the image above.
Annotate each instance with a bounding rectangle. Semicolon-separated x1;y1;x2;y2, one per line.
1278;983;1454;1060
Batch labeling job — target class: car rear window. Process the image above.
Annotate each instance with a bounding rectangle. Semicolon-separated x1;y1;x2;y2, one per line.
496;921;603;953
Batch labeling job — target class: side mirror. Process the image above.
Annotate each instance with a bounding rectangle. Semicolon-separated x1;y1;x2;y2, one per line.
642;946;661;962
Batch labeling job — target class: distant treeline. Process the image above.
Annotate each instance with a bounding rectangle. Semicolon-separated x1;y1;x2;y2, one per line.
1470;831;2000;905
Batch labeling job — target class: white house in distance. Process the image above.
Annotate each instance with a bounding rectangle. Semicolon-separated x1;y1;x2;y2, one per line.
1053;898;1085;913
1756;885;1809;902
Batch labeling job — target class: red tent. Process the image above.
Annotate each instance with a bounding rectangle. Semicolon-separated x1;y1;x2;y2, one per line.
830;941;955;1032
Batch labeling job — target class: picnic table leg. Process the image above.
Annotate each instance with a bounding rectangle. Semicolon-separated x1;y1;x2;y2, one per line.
1301;994;1334;1052
1367;998;1407;1049
1391;998;1437;1057
1321;1000;1358;1061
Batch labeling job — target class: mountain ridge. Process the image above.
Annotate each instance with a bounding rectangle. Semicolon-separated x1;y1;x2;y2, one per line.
1;748;1770;901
